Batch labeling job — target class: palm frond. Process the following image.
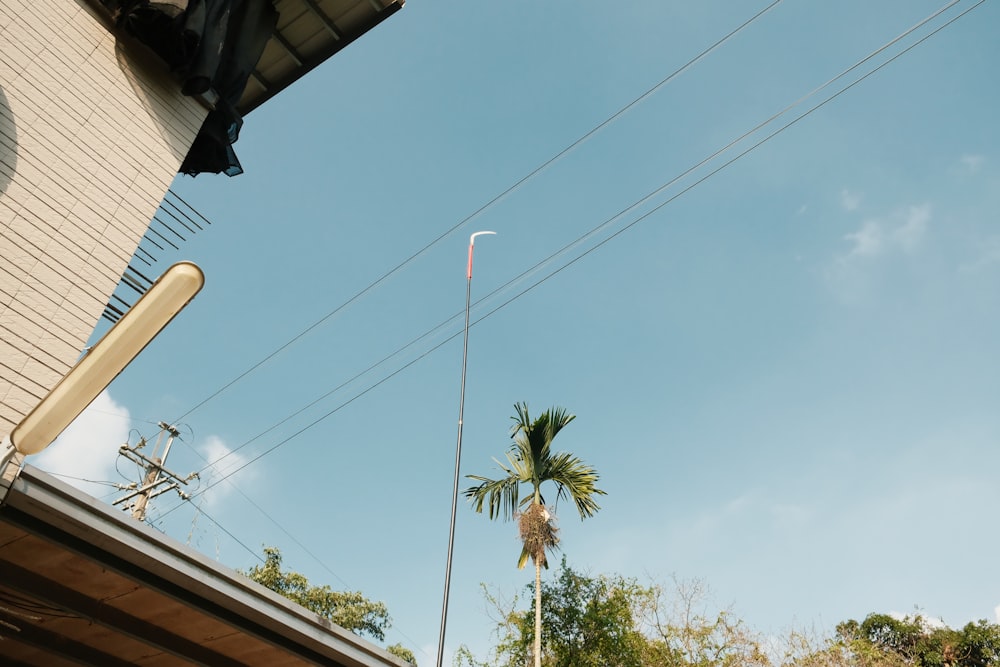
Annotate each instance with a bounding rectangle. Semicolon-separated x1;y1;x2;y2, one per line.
469;402;602;567
510;402;532;439
509;403;576;491
543;406;575;444
541;451;606;520
516;544;531;570
464;473;522;521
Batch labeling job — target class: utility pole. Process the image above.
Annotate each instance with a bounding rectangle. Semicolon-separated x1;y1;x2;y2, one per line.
113;422;197;521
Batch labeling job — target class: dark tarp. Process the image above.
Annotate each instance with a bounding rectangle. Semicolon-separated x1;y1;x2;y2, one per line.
107;0;278;176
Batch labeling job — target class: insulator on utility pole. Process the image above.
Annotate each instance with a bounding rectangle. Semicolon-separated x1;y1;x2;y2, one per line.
113;422;198;522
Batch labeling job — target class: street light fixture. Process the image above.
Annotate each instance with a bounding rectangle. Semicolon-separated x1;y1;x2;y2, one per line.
2;262;205;469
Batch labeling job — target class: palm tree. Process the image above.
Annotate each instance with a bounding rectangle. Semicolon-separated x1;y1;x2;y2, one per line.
465;402;606;667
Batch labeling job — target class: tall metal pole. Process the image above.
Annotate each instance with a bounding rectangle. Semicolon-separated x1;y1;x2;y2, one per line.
437;231;495;667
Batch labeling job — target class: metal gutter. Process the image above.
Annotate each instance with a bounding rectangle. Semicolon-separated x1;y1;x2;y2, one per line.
0;464;407;667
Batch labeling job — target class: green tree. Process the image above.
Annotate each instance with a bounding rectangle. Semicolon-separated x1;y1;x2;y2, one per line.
465;403;606;667
840;613;1000;667
457;568;1000;667
456;561;769;667
388;643;419;665
243;546;394;643
642;575;769;667
786;613;1000;667
955;620;1000;667
518;558;651;666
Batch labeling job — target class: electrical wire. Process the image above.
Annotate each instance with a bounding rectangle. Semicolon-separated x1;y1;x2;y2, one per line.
141;0;798;589
139;446;432;659
103;0;787;522
173;504;264;564
64;406;163;429
163;0;981;509
168;0;785;427
102;0;976;568
176;429;356;590
138;4;981;660
154;424;359;592
173;0;978;495
43;471;121;489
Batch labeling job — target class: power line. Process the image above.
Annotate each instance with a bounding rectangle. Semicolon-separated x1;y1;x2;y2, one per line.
166;0;981;511
43;471;121;489
142;4;980;660
177;503;263;564
147;0;796;516
158;431;434;658
168;0;785;426
149;0;794;571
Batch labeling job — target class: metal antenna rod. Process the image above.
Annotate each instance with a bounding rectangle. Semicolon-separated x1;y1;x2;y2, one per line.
437;231;495;667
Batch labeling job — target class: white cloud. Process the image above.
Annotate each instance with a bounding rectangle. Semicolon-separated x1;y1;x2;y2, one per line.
844;220;884;257
842;205;929;260
959;236;1000;274
891;204;930;253
31;391;131;497
889;611;946;629
826;203;932;301
26;395;254;520
844;204;931;258
769;502;811;528
196;435;256;508
823;257;869;303
960;154;985;173
840;189;863;211
688;495;752;535
724;494;752;514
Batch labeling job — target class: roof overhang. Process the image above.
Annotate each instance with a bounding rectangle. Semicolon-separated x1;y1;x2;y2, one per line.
238;0;405;114
0;461;405;667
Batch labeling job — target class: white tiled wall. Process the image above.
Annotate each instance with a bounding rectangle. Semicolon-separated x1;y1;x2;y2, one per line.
0;0;207;432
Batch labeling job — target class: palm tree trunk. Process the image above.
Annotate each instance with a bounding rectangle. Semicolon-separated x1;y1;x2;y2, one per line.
531;486;543;667
534;557;542;667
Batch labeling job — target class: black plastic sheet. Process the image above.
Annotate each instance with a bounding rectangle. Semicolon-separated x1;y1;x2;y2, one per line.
111;0;278;176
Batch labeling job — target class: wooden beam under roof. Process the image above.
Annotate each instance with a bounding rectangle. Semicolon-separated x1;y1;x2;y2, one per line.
0;465;407;667
239;0;405;114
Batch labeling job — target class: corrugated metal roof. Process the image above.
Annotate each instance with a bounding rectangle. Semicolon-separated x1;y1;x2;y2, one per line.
238;0;405;114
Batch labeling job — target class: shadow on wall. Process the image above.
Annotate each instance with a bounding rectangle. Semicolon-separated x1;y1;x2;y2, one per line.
0;86;15;196
114;37;206;171
71;0;202;170
109;0;276;177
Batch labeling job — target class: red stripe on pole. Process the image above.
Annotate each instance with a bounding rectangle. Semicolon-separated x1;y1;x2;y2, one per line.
467;244;474;279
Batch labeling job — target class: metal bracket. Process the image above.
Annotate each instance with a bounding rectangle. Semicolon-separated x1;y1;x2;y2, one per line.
1;435;24;504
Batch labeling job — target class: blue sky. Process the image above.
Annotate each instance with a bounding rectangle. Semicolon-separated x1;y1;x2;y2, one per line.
33;0;1000;662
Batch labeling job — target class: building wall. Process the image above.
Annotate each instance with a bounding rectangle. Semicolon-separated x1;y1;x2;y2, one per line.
0;0;207;433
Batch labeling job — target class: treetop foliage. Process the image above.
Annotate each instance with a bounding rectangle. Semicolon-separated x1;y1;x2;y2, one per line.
243;546;393;643
458;557;769;667
464;403;605;526
456;559;1000;667
827;613;1000;667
